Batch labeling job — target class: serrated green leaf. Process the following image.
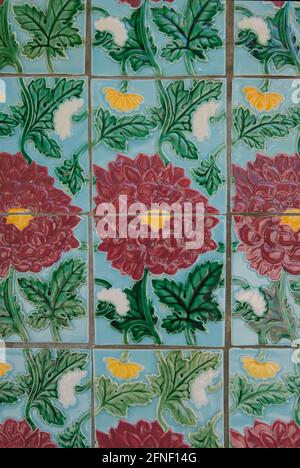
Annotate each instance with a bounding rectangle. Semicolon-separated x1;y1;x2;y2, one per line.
28;130;62;158
95;376;153;418
57;421;88;448
189;421;221;448
0;113;19;136
0;275;25;340
166;132;198;160
33;398;65;426
153;262;223;345
55;154;86;195
14;0;84;71
0;0;20;72
192;155;224;195
231;375;291;417
0;381;24;405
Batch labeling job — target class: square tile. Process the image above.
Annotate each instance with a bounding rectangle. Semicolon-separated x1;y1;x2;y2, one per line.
0;215;88;343
234;0;300;76
0;348;91;448
0;0;86;75
232;215;300;346
232;78;300;213
92;0;226;76
92;78;227;213
94;214;226;347
230;348;300;449
0;76;89;213
94;349;224;449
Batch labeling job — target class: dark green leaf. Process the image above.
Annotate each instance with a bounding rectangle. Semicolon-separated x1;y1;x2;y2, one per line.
33;398;65;426
192;155;224;195
57;421;88;449
0;276;25;340
0;381;24;405
0;113;19;136
0;0;20;71
166;132;198;160
55;154;86;195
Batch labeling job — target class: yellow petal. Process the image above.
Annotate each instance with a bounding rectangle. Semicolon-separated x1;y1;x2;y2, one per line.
6;208;33;231
243;86;283;112
280;209;300;233
241;357;281;380
103;87;143;113
0;363;12;378
105;358;143;380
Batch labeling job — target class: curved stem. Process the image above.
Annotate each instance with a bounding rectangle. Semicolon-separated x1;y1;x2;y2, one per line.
235;5;254;17
18;78;34;164
51;323;61;342
185;327;196;346
284;2;300;74
158;135;169;166
276;271;299;341
95;278;112;289
91;6;109;17
142;270;162;345
184;55;195;75
139;1;161;75
46;50;55;74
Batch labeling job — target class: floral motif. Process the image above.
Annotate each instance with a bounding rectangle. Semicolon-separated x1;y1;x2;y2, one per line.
94;153;219;281
267;1;287;7
54;98;85;140
0;362;11;377
192;101;220;142
94;17;128;47
97;288;130;317
105;357;143;380
0;420;57;449
103;88;143;113
57;370;88;409
0;153;81;278
235;289;267;318
231;420;300;449
233;153;300;280
241;357;281;380
238;17;271;46
191;370;219;408
96;420;190;448
243;86;283;112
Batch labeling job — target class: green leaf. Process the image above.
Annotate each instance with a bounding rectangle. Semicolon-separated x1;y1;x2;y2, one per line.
152;262;223;345
55;154;86;195
152;1;223;67
166;132;198;160
94;108;155;152
28;130;61;158
289;279;300;305
0;381;24;405
14;0;84;70
233;107;295;150
33;398;65;426
94;9;157;74
148;350;221;427
189;421;221;448
0;275;25;340
95;376;153;418
57;421;88;449
18;259;86;339
0;0;20;71
0;113;19;136
231;375;291;417
192;155;224;195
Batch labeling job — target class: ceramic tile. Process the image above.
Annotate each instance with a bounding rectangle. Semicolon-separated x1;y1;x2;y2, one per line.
0;215;88;343
234;0;300;76
92;78;227;213
232;78;300;213
92;0;226;77
0;76;89;214
230;348;300;449
0;0;86;75
94;349;224;449
232;215;300;346
0;348;91;448
94;213;226;347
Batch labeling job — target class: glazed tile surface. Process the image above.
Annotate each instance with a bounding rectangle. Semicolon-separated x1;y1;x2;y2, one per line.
0;0;86;75
92;0;226;76
94;349;224;448
230;348;300;449
0;348;91;448
234;0;300;76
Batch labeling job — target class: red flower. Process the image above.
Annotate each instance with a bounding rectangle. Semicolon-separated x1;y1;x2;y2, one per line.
94;153;219;281
231;420;300;449
97;420;190;448
233;153;300;280
0;420;57;448
267;1;286;8
0;152;81;277
119;0;174;8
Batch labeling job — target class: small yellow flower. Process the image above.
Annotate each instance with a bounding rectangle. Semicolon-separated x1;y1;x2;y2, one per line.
243;86;283;112
105;357;143;380
241;357;281;380
0;362;12;378
103;87;143;113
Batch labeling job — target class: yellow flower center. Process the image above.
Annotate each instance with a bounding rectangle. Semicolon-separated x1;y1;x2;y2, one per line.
0;92;5;103
6;208;33;231
140;209;171;231
280;209;300;233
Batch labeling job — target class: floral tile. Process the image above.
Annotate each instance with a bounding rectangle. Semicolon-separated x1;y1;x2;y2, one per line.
0;347;91;448
232;215;300;346
0;215;88;343
92;79;227;213
234;1;300;76
230;347;300;449
0;76;89;213
92;0;226;77
0;0;86;75
94;349;224;448
94;213;226;347
232;78;300;213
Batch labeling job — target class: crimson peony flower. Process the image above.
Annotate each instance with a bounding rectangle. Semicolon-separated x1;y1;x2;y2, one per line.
267;1;286;8
94;153;219;281
0;420;57;449
233;153;300;281
0;152;81;277
119;0;175;8
97;420;190;448
231;420;300;449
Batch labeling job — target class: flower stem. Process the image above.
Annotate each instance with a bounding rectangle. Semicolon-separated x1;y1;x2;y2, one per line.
185;327;197;346
46;50;55;74
18;78;33;164
276;271;299;341
51;323;62;342
141;270;162;345
95;278;112;289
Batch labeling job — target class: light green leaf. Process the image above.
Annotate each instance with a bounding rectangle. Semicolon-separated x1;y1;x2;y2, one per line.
33;398;65;426
57;421;88;449
192;155;224;195
0;381;24;405
189;421;221;448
